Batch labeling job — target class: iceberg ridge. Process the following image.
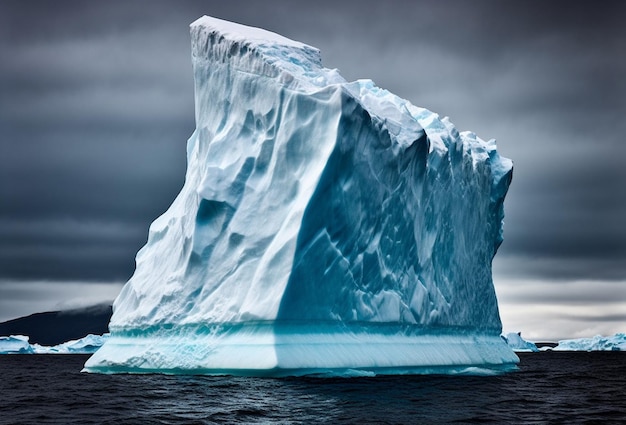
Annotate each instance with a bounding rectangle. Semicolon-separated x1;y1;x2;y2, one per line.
0;334;108;354
85;16;517;376
554;333;626;351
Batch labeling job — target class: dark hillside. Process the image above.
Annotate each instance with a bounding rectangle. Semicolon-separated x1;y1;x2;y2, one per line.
0;305;112;346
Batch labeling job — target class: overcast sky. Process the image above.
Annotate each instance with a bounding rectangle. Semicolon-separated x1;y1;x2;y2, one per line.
1;1;624;340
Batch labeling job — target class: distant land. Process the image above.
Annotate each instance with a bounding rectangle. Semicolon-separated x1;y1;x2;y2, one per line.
0;305;112;346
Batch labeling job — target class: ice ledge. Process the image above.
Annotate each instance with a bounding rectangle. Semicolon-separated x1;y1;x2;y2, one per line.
191;16;312;50
84;323;518;377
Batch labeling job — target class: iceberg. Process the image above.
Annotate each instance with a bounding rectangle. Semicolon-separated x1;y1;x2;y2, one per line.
553;333;626;351
0;335;34;354
32;334;109;354
84;16;517;376
501;332;539;352
0;334;109;354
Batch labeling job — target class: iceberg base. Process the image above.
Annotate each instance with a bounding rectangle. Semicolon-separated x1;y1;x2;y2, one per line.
83;323;518;377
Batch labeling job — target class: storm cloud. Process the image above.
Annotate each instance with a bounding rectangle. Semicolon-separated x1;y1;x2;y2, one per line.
1;1;624;336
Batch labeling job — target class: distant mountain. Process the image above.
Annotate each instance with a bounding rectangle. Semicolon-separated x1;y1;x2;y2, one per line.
0;304;112;346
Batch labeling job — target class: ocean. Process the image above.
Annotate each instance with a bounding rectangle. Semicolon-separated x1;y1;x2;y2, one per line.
1;352;624;424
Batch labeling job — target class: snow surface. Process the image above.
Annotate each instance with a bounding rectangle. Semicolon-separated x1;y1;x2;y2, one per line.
502;332;539;352
84;16;517;376
0;334;109;354
553;333;626;351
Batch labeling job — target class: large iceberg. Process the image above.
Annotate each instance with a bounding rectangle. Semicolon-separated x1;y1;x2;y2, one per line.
84;16;517;376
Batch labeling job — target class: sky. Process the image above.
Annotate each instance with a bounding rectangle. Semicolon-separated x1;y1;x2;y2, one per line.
0;1;624;341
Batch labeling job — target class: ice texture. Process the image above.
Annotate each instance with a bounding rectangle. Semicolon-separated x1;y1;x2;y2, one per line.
553;333;626;351
84;16;517;376
502;332;539;352
32;334;109;354
0;334;109;354
0;335;34;354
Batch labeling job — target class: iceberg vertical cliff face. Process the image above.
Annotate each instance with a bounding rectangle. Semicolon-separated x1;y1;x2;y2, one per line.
84;16;517;375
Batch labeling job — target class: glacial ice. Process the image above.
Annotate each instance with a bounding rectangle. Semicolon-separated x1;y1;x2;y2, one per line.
501;332;539;352
553;333;626;351
0;335;34;354
32;334;109;354
0;334;109;354
84;16;517;376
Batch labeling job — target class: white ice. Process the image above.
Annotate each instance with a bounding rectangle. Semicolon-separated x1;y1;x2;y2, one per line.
84;16;517;376
32;334;109;354
554;333;626;351
0;334;108;354
501;332;539;352
0;335;34;354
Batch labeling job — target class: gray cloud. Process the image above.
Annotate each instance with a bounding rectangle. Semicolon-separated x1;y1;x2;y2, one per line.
495;277;626;340
563;313;626;323
494;272;626;304
0;280;123;322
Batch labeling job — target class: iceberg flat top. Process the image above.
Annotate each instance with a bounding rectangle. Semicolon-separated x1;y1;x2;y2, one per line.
190;15;345;90
191;16;312;50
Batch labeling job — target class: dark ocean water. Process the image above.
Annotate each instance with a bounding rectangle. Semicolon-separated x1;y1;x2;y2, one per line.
1;352;625;424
